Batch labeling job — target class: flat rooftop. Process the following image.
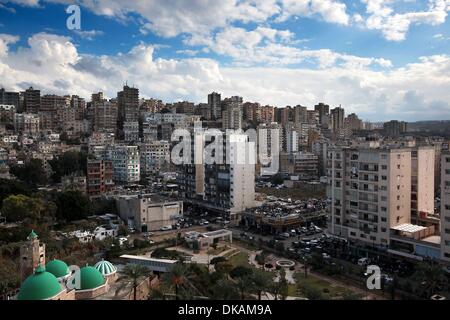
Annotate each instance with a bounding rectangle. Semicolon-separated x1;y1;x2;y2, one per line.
421;235;441;245
391;223;427;233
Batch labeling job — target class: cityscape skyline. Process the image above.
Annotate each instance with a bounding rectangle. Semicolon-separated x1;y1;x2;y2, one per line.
0;1;449;122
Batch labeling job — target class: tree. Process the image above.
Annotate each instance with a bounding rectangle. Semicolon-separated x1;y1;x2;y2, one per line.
271;269;288;300
0;178;31;204
412;263;446;298
230;266;253;279
211;278;240;300
235;275;254;300
122;264;149;300
162;263;197;300
1;194;46;222
10;159;47;187
55;190;92;222
48;151;87;183
250;270;271;300
210;256;227;265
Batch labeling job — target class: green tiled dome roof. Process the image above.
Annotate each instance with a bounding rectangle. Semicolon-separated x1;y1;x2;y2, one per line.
18;265;62;300
77;266;105;290
46;259;70;278
94;260;117;276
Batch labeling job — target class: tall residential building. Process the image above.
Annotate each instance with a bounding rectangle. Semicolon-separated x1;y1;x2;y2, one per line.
14;113;40;136
222;96;243;130
70;95;86;120
294;105;308;124
208;92;221;120
441;152;450;261
0;88;20;109
260;105;275;124
345;113;363;132
139;141;170;176
40;94;68;130
314;103;330;125
86;159;114;198
331;106;345;134
283;124;298;155
383;120;407;137
93;100;118;133
203;133;255;218
293;152;319;181
117;85;139;127
410;147;435;224
110;145;140;184
23;87;41;113
257;123;281;176
174;101;195;115
328;147;412;247
123;121;140;143
91;92;104;103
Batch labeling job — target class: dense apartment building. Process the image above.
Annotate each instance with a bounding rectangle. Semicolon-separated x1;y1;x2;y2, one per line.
40;94;68;131
222;96;243;130
87;159;114;198
0;104;16;125
0;88;20;109
384;120;407;137
14;113;40;136
22;87;41;113
93;100;118;133
293;152;319;181
314;103;330;126
328;147;412;247
174;101;195;115
441;152;450;261
208;92;221;120
139;141;170;176
294;105;308;124
331;106;345;134
203;133;255;218
410;146;435;224
117;85;139;128
110;145;140;184
123;121;139;143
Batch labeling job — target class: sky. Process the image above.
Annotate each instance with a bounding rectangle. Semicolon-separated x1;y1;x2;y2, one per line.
0;0;449;122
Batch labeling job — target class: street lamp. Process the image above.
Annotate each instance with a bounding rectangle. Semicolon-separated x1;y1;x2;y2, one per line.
363;272;369;300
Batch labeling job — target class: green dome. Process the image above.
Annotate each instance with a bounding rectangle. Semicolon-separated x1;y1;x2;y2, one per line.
76;266;105;290
46;259;70;278
94;260;117;276
18;265;62;300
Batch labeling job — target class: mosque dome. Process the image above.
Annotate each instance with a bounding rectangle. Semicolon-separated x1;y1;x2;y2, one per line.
18;265;62;300
46;259;70;278
94;260;117;276
76;266;105;290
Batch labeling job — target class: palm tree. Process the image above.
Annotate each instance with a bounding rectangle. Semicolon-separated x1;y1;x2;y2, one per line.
122;264;149;300
251;270;270;300
211;278;240;300
162;263;201;300
412;262;446;298
235;275;254;300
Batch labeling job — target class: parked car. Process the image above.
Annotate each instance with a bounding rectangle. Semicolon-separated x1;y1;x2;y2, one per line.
280;232;290;239
358;257;371;266
160;225;173;231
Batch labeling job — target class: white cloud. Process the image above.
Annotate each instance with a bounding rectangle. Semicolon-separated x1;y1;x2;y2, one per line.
197;26;391;68
0;32;448;121
73;29;104;41
0;0;40;6
362;0;450;41
277;0;350;25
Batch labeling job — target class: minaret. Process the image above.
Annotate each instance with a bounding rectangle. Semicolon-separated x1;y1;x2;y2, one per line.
20;230;46;282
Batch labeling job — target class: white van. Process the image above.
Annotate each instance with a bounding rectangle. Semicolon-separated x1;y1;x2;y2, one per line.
358;257;371;266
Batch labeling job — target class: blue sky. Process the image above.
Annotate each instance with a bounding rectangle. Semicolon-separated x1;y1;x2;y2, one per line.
0;0;449;121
